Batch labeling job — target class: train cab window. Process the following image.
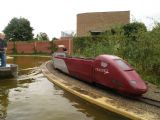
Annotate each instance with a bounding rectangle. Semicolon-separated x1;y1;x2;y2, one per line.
114;59;132;70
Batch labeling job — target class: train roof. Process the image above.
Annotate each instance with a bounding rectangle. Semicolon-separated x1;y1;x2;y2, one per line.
97;55;121;60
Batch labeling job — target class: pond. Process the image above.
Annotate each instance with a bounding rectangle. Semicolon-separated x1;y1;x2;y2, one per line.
0;56;129;120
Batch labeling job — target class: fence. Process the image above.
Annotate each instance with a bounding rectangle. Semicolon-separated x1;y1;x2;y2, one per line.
6;37;73;55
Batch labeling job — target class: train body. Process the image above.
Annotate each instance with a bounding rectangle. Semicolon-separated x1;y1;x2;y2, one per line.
53;52;147;96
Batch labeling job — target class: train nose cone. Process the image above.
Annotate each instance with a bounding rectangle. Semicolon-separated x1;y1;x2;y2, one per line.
130;80;148;95
139;85;148;93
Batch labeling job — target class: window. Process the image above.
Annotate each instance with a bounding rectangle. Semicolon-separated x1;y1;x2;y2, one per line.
114;59;132;70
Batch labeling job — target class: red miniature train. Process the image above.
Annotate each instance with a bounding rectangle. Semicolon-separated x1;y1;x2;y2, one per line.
53;52;147;96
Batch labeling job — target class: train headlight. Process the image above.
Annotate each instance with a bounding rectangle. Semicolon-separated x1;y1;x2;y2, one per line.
130;80;137;86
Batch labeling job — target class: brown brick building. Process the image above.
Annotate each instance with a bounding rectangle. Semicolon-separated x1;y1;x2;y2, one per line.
77;11;130;36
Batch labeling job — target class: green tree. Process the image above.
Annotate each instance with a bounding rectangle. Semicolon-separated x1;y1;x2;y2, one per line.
3;17;34;41
36;32;49;41
119;22;147;60
52;37;58;41
123;22;147;40
50;40;58;53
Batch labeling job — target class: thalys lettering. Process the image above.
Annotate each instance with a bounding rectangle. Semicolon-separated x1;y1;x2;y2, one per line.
95;68;109;74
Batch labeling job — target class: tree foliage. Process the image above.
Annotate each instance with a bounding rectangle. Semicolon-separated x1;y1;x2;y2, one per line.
50;40;58;53
35;32;49;41
123;22;147;36
3;17;34;41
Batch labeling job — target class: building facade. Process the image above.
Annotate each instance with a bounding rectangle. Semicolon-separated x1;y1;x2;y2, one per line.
77;11;130;36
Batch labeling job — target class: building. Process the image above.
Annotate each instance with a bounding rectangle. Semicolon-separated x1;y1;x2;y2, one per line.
77;11;130;36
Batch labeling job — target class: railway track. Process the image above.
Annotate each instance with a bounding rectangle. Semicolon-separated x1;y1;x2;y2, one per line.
139;96;160;108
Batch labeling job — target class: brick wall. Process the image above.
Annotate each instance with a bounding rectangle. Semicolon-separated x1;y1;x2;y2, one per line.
36;41;51;53
55;37;73;55
16;41;35;54
7;42;14;54
77;11;130;36
7;37;73;55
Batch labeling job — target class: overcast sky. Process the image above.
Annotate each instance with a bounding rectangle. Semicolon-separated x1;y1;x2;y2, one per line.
0;0;160;39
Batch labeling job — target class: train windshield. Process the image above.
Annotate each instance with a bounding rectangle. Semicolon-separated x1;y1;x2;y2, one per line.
114;59;132;70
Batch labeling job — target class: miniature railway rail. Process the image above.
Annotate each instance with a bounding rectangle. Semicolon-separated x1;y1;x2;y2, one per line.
139;96;160;108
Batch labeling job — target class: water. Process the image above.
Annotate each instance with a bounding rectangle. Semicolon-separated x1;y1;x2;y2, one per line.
0;56;129;120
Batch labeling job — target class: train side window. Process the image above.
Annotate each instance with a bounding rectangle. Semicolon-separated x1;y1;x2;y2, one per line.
114;59;132;70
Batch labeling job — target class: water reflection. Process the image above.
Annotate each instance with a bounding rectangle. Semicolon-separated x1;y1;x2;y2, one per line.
54;86;129;120
0;80;11;119
0;78;34;119
7;56;50;75
0;56;49;119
